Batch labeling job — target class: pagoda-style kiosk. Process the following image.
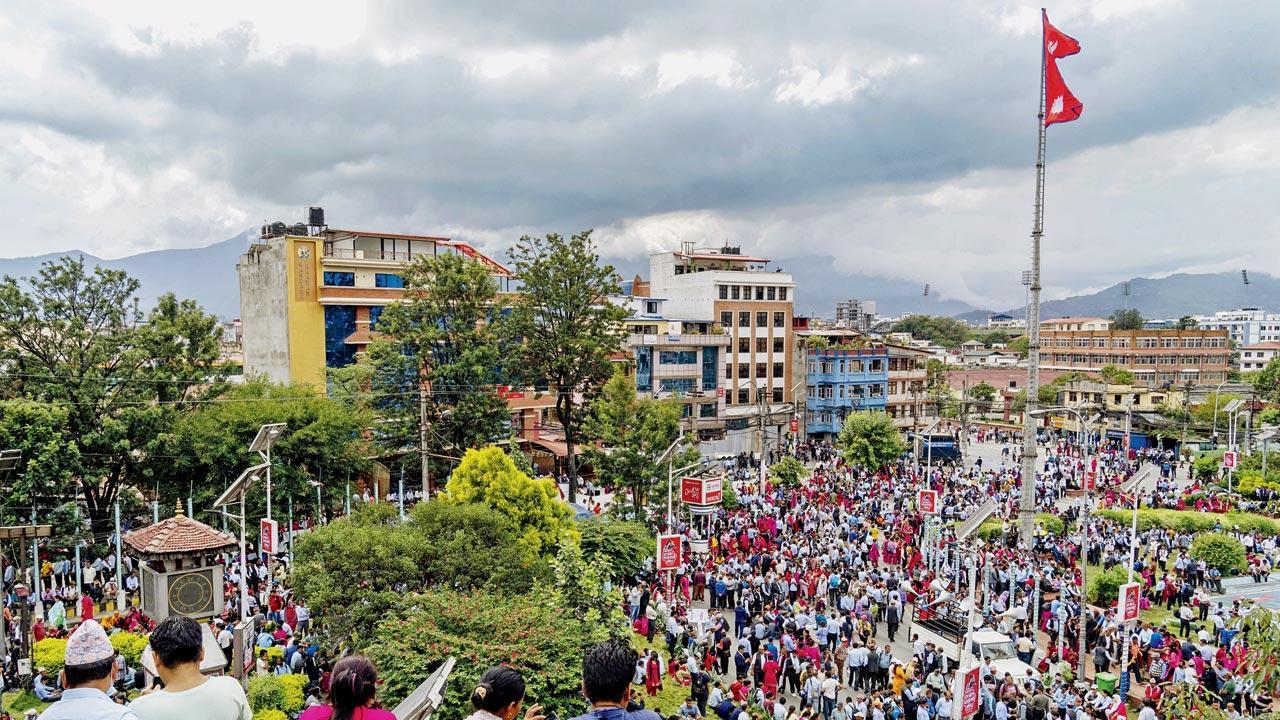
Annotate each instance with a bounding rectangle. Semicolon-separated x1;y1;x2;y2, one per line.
123;506;237;676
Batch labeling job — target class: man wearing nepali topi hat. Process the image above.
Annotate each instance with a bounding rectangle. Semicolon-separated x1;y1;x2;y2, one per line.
38;619;138;720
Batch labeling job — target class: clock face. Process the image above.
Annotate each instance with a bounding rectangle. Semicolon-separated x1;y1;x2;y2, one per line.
167;571;215;616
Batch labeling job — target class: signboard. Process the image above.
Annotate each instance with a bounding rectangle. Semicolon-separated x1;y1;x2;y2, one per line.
1118;582;1141;623
1222;451;1238;469
790;418;799;434
656;534;682;571
1085;470;1097;491
959;665;981;719
918;489;939;515
716;388;726;398
681;476;723;506
259;518;279;556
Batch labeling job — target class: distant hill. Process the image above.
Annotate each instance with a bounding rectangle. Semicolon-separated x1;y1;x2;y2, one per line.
958;271;1279;324
0;232;252;319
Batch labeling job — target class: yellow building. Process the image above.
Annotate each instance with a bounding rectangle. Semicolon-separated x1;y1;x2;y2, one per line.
237;215;513;387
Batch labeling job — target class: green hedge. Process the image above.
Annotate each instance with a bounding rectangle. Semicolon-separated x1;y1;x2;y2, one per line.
1094;508;1280;536
972;513;1063;540
1087;564;1143;606
1190;532;1247;575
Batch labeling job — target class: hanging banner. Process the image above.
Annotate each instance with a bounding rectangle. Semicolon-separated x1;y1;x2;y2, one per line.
918;489;939;515
959;665;981;719
1222;451;1238;469
656;534;682;571
1118;582;1141;623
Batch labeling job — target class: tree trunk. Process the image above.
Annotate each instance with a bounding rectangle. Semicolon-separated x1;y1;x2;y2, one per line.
557;392;577;504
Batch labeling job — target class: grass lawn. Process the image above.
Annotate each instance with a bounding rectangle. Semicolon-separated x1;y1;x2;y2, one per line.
631;631;700;717
2;690;49;716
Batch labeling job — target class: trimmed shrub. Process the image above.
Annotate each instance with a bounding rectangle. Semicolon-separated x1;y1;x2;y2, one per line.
1094;509;1280;536
109;631;149;666
32;637;68;676
246;675;286;713
1087;565;1142;606
253;710;288;720
1190;532;1247;575
1036;513;1065;536
278;673;306;714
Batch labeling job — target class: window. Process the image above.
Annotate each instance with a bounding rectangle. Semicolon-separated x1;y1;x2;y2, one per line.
323;305;357;368
739;312;750;327
719;285;728;300
739;363;750;378
772;388;783;403
756;337;768;353
773;362;783;378
721;311;733;327
773;338;784;353
738;388;749;404
725;364;733;379
645;301;659;314
756;364;766;378
757;312;768;327
635;347;653;392
767;286;776;300
323;271;355;287
369;306;384;329
742;285;751;299
773;312;784;327
755;286;765;300
731;285;740;300
658;350;698;364
374;273;404;288
779;287;787;301
700;403;716;418
739;337;750;353
659;378;695;394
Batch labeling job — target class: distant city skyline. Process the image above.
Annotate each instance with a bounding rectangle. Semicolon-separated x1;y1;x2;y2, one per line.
4;1;1280;309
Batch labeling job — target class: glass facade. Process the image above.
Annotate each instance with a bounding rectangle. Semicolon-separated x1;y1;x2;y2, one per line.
324;305;357;368
659;378;695;394
701;347;718;393
375;273;405;288
658;350;697;364
635;347;653;392
369;305;384;329
323;271;355;286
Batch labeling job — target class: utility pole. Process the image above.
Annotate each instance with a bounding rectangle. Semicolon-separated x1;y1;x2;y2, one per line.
1019;17;1050;546
114;501;125;612
757;387;768;493
420;383;431;497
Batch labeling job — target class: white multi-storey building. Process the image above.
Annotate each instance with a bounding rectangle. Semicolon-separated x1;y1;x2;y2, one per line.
1193;308;1280;346
649;245;796;451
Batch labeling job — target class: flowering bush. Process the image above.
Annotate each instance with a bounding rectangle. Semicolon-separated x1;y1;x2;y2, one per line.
247;675;286;713
253;710;288;720
278;673;307;714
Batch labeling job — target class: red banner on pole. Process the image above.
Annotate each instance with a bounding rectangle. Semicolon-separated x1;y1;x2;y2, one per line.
260;518;279;556
656;534;682;571
960;666;981;719
918;489;938;515
1118;582;1141;623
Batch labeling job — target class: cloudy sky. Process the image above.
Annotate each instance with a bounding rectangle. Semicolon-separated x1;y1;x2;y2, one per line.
2;1;1277;309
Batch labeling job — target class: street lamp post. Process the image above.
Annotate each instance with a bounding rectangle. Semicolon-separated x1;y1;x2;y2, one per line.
1211;379;1230;445
249;423;286;521
213;462;270;622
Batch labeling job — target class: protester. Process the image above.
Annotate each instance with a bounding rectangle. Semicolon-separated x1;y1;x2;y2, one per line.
461;666;543;720
572;640;662;720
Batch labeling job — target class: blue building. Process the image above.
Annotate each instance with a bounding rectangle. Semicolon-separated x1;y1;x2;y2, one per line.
805;346;889;438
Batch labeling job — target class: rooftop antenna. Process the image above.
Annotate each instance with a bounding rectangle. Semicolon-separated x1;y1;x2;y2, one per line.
1121;281;1131;311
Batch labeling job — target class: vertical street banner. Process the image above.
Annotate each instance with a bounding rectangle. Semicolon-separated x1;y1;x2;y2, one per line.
1222;451;1238;469
656;534;682;571
260;518;279;556
1118;582;1141;623
918;489;939;515
952;664;981;719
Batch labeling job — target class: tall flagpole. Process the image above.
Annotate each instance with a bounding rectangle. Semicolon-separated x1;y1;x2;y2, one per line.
1019;9;1049;546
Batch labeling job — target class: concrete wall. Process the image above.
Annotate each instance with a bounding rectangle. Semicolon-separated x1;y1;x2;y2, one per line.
238;241;292;383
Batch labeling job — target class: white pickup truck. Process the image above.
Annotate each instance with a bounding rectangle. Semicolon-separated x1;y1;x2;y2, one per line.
911;602;1039;682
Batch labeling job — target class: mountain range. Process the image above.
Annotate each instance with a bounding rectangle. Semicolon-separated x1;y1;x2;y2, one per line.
0;231;1273;323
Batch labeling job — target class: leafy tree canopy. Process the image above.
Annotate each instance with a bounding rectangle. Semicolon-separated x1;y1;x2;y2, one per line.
1109;308;1145;330
1098;364;1136;385
890;315;971;348
836;411;906;471
445;445;578;553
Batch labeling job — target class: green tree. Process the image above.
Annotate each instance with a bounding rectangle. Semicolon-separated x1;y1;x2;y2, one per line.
505;231;626;502
1109;308;1145;330
582;370;695;512
836;411;906;471
408;500;546;591
1252;356;1280;404
1175;315;1199;330
769;455;809;488
151;381;372;527
444;445;577;553
890;315;971;348
1008;336;1029;357
925;359;954;415
370;253;513;480
0;257;221;530
1098;364;1136;385
577;518;654;579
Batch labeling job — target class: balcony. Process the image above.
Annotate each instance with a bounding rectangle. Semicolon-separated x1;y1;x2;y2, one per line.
628;333;731;347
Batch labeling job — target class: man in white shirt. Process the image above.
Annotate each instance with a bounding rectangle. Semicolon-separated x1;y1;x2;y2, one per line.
131;616;252;720
39;620;136;720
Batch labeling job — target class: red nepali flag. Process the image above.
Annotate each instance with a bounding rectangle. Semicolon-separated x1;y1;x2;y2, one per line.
1042;10;1083;126
1043;9;1081;59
